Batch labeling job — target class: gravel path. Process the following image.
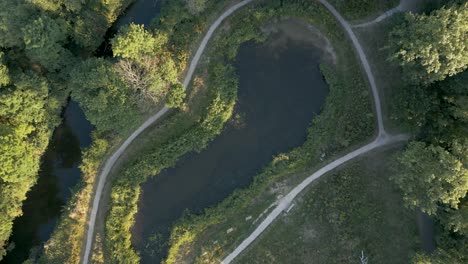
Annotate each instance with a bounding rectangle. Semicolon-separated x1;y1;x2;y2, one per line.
221;0;406;263
81;1;254;263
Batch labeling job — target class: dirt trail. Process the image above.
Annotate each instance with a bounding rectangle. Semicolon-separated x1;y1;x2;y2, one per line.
353;0;425;28
81;1;254;263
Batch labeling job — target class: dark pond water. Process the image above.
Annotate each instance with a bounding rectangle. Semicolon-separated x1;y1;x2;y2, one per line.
416;210;436;253
2;101;94;263
132;33;330;263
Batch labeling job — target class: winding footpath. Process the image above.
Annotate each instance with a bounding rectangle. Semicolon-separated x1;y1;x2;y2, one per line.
81;1;254;263
221;0;407;263
353;4;402;28
83;0;409;263
353;0;422;28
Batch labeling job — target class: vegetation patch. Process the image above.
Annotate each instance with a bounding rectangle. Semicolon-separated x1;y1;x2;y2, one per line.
34;0;233;263
359;2;468;262
237;148;418;264
0;0;132;260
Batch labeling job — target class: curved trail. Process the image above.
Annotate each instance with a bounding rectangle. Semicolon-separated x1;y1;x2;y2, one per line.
353;0;422;28
353;5;401;28
81;1;254;263
222;0;402;263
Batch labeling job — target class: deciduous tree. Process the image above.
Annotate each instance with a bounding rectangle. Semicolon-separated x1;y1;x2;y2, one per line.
22;15;71;71
112;24;179;105
393;141;468;215
388;3;468;84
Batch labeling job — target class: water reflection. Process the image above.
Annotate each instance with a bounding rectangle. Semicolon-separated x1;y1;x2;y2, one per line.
2;101;93;263
133;34;329;263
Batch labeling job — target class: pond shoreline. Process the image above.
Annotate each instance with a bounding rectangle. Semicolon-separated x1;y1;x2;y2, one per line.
132;21;330;263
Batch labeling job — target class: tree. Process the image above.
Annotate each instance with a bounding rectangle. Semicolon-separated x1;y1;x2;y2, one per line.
0;52;10;87
388;3;468;84
69;58;138;133
22;15;71;71
0;1;34;48
112;24;179;105
166;83;186;108
185;0;207;14
111;23;167;62
440;200;468;235
72;11;108;50
0;72;51;260
393;141;468;215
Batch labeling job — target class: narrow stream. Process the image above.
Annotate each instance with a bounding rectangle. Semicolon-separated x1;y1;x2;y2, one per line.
2;1;160;262
2;101;94;263
132;28;330;263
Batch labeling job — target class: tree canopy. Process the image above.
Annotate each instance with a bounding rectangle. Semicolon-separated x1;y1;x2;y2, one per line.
388;5;468;262
112;23;181;105
0;0;134;259
22;15;71;71
69;58;139;134
388;2;468;84
0;52;10;87
394;141;468;215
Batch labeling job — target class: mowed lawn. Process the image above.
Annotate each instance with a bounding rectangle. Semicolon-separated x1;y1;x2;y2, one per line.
235;147;419;264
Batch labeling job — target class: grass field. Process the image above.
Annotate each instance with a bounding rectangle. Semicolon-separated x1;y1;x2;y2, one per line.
235;146;419;263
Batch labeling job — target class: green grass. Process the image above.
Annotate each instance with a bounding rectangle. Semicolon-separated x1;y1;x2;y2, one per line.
235;147;419;263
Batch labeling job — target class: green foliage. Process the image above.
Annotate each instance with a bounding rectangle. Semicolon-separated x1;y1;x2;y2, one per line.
394;141;468;215
37;134;111;264
0;52;10;87
0;72;51;260
0;0;135;259
391;71;468;262
386;5;468;258
154;0;230;71
166;83;186;108
185;0;207;14
0;1;33;48
112;23;179;105
440;199;468;235
388;3;468;84
106;61;238;263
69;58;139;134
413;243;468;264
112;23;168;61
22;15;71;71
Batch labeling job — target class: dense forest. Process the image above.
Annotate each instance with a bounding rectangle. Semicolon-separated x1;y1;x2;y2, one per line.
0;0;187;260
388;2;468;262
0;0;128;258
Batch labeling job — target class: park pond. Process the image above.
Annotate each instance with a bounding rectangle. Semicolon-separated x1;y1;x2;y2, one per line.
132;20;331;263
